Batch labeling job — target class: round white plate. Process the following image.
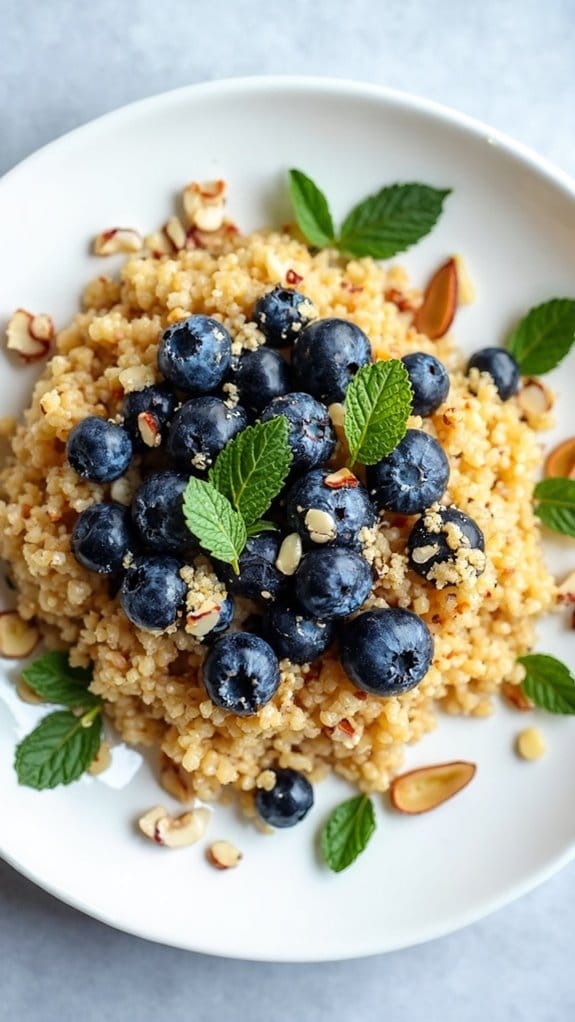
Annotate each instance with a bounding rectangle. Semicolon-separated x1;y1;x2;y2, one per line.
1;77;575;962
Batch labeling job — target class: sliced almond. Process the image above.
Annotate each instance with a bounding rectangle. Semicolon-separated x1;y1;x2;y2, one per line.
164;215;187;251
182;179;227;232
413;258;458;340
6;309;54;363
0;612;40;659
304;508;337;544
185;601;222;638
323;468;359;490
501;681;533;711
93;228;143;256
517;378;554;418
516;726;546;761
275;532;303;576
544;437;575;480
453;253;476;305
207;840;242;870
137;411;161;448
390;760;476;814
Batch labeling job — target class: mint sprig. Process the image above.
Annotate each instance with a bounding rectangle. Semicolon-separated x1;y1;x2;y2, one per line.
209;417;292;526
533;477;575;538
344;360;412;466
15;707;103;789
22;651;99;708
321;794;376;873
519;654;575;714
289;169;451;260
507;298;575;375
183;478;247;573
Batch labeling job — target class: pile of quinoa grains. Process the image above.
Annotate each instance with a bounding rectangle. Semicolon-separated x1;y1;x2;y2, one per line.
2;169;575;871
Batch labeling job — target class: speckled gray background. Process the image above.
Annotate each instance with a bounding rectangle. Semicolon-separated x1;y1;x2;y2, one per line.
1;1;575;1018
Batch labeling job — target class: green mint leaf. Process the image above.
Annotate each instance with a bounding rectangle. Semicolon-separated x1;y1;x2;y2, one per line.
14;707;102;789
344;360;412;466
183;477;247;572
338;183;451;259
507;298;575;375
321;794;376;873
288;169;336;248
245;519;279;538
533;477;575;538
209;417;292;526
22;651;98;708
519;654;575;715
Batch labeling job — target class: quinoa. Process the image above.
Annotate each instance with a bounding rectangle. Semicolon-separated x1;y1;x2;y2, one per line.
0;228;556;805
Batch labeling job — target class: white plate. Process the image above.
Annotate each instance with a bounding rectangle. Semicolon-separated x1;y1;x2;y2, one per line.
1;77;575;962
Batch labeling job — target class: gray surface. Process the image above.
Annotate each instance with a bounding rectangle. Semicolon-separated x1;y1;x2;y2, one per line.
1;0;575;1018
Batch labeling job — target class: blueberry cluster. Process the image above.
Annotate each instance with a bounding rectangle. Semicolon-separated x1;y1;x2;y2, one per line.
65;286;498;827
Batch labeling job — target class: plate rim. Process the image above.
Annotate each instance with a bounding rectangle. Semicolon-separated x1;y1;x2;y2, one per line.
1;75;575;961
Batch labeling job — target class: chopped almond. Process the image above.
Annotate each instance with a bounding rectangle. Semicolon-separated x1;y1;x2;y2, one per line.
390;760;476;814
413;258;458;340
501;681;533;711
544;437;575;480
207;840;242;870
516;727;546;761
0;612;40;659
93;228;143;256
324;468;359;489
6;309;54;363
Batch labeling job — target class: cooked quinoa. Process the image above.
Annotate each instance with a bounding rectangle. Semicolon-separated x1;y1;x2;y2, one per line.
0;227;556;808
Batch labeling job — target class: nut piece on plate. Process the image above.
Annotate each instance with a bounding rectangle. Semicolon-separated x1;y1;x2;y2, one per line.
206;840;243;870
517;377;554;427
275;532;303;576
516;726;546;761
501;680;534;711
164;215;187;251
390;760;476;814
453;254;476;305
183;180;227;232
0;611;40;659
413;257;458;340
87;741;112;776
6;309;54;363
138;805;211;847
544;437;575;480
93;228;144;256
159;754;196;804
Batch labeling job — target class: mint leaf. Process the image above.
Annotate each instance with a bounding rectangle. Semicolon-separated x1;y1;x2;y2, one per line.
209;417;292;526
321;794;376;873
22;651;98;708
344;360;412;466
338;183;451;259
245;519;278;538
288;169;336;248
519;654;575;714
15;707;102;789
533;477;575;537
183;477;247;572
507;299;575;375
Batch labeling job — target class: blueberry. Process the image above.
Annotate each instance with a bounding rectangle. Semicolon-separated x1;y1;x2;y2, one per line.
402;353;450;417
202;632;280;715
291;318;372;404
131;471;193;555
72;502;135;574
167;397;248;471
253;286;317;348
406;504;486;585
218;533;285;602
67;416;132;483
294;547;372;618
261;392;336;474
255;767;314;828
119;555;186;631
286;468;376;548
122;384;177;451
210;594;235;636
262;599;336;664
232;347;292;414
367;429;449;515
466;347;520;400
341;608;434;696
158;315;232;394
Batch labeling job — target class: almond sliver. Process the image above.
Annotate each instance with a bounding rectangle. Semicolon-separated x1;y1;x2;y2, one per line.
390;760;476;814
413;258;458;340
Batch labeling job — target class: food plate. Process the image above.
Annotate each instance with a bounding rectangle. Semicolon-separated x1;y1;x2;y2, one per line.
1;77;575;962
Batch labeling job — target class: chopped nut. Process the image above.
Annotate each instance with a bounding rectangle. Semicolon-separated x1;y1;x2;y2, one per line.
390;760;476;814
207;840;243;870
556;570;575;605
16;676;45;704
164;215;187;251
517;378;554;419
304;508;337;544
324;468;359;490
275;532;303;576
384;287;413;313
118;364;155;393
137;411;161;448
516;726;546;761
0;611;40;659
286;268;303;285
453;254;476;305
138;805;210;847
327;403;346;428
182;179;227;232
87;741;112;776
159;755;195;803
413;258;458;340
544;437;575;480
6;309;54;363
93;228;143;256
186;601;223;638
144;230;173;258
501;681;533;711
